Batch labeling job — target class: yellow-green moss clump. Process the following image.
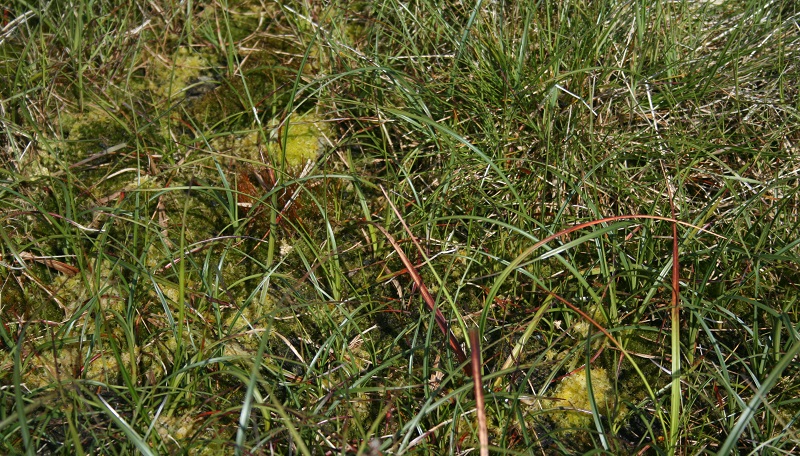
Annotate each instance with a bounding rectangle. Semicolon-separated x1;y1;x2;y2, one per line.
151;410;229;454
53;108;129;167
16;264;140;389
552;367;613;430
21;343;140;390
147;47;215;101
153;413;198;445
273;113;333;170
211;112;332;173
61;108;124;142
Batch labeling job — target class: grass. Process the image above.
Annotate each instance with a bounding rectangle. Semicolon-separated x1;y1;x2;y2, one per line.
1;0;799;454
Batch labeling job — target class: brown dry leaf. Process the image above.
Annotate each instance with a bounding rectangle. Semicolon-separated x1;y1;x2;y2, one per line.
18;252;80;276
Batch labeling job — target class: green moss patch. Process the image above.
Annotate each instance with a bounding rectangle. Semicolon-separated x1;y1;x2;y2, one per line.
553;367;614;430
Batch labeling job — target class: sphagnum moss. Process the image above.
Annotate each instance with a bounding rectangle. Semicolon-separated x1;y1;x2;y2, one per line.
273;112;333;171
550;365;615;448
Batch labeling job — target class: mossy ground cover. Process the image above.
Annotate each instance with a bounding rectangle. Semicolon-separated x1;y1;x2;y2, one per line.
1;0;799;454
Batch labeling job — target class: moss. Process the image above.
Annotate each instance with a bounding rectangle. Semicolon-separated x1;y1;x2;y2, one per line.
197;0;277;43
0;270;61;323
184;46;299;130
153;411;203;450
209;111;331;175
146;47;216;102
221;291;280;354
274;112;333;170
47;108;131;179
0;351;11;385
14;259;148;388
82;349;137;383
552;366;613;431
21;341;137;389
61;109;127;144
21;344;80;390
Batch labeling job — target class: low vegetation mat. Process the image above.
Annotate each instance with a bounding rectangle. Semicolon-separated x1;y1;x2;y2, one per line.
1;0;798;454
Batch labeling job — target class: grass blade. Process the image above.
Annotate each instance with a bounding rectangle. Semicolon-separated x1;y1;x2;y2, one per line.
470;329;489;456
97;395;156;456
716;338;800;456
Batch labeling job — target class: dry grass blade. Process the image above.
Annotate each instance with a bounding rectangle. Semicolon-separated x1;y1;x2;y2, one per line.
666;176;683;453
470;329;489;456
372;186;472;375
18;252;79;276
372;222;470;375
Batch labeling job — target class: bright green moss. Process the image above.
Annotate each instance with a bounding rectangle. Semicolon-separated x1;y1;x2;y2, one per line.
552;366;613;430
147;47;215;101
210;112;331;173
274;113;332;170
62;109;126;142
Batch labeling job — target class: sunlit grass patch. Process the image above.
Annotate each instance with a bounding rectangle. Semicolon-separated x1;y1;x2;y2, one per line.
1;0;799;454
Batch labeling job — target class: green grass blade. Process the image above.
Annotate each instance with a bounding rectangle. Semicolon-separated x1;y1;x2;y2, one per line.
716;338;800;455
